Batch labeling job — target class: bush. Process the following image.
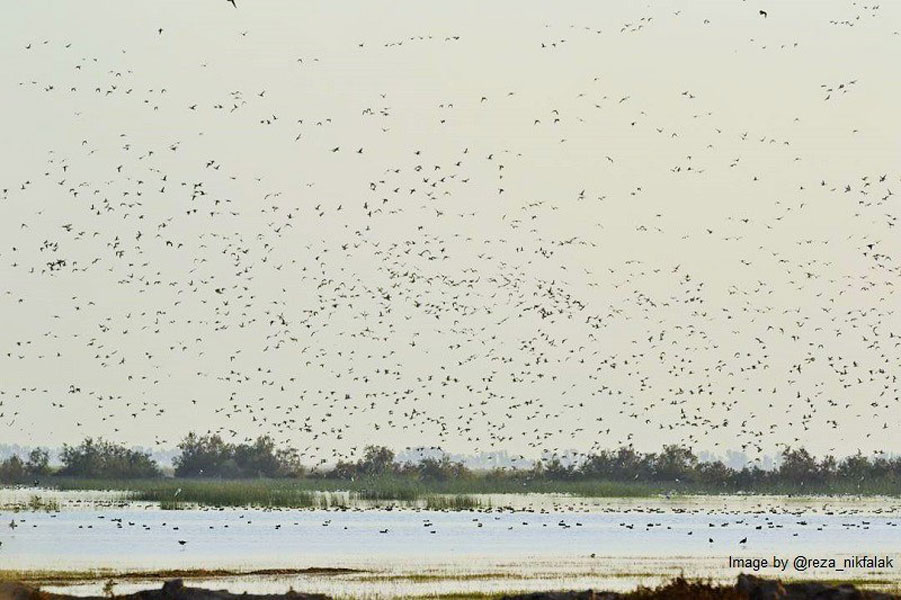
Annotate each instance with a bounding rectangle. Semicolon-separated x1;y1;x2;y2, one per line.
172;433;304;478
777;447;820;483
410;455;470;481
26;448;51;476
653;445;699;481
58;438;161;479
0;447;53;483
0;455;27;483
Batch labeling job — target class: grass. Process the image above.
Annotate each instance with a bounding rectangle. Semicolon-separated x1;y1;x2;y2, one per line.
423;494;486;510
9;574;899;600
353;572;662;583
27;495;60;512
52;478;322;508
158;499;184;510
42;474;899;510
49;477;494;509
0;495;62;512
91;483;486;511
4;569;899;599
402;594;507;600
355;573;522;583
48;476;664;506
0;568;362;586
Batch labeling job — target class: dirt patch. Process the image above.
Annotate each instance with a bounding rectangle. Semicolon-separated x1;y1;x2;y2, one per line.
501;575;900;600
0;579;328;600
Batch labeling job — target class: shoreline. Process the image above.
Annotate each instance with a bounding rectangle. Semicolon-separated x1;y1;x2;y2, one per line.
4;484;900;514
4;567;899;595
0;569;363;588
2;575;899;600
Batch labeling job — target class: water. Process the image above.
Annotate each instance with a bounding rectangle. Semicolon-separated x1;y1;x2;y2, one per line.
2;491;899;597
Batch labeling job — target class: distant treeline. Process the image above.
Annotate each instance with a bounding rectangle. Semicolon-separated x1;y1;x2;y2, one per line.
0;439;158;481
1;435;899;490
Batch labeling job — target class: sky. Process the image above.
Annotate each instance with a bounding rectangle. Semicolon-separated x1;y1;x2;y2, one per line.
0;0;898;465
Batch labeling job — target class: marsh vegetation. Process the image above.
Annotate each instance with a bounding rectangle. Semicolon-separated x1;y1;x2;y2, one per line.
4;438;900;509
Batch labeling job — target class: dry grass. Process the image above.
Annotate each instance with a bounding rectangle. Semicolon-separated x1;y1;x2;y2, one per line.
626;578;747;600
0;568;362;586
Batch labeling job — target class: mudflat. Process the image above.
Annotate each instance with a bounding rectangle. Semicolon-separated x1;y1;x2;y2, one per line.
2;576;899;600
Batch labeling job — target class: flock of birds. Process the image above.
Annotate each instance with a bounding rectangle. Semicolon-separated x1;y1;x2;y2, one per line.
2;495;899;554
0;0;898;471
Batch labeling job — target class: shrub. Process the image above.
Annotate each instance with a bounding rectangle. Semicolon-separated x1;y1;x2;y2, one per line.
58;438;160;479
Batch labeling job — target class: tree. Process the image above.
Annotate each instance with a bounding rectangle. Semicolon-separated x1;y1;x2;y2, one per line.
613;446;655;480
357;446;396;476
0;448;52;482
0;455;26;483
275;447;306;478
654;445;698;481
59;438;160;478
539;457;576;480
173;433;306;478
818;455;837;483
26;448;51;476
579;450;618;479
173;433;232;477
777;447;819;484
695;460;732;486
328;459;357;479
837;452;870;482
416;455;469;481
232;436;280;477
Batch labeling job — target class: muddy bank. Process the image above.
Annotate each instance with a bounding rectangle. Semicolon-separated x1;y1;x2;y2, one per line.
0;579;329;600
501;575;900;600
0;570;361;588
1;575;898;600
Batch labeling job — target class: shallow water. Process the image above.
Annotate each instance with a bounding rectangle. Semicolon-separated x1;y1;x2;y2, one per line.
0;487;132;509
2;493;900;597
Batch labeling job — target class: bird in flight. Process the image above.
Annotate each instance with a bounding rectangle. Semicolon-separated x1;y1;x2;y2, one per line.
227;0;237;7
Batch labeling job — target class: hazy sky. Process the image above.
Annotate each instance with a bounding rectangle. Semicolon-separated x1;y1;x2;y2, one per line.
1;0;898;464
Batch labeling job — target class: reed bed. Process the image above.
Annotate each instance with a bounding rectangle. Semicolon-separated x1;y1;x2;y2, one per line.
45;475;898;510
422;495;484;510
49;476;661;508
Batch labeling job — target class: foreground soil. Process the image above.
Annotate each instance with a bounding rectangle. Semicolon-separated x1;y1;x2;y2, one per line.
1;575;898;600
502;575;900;599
